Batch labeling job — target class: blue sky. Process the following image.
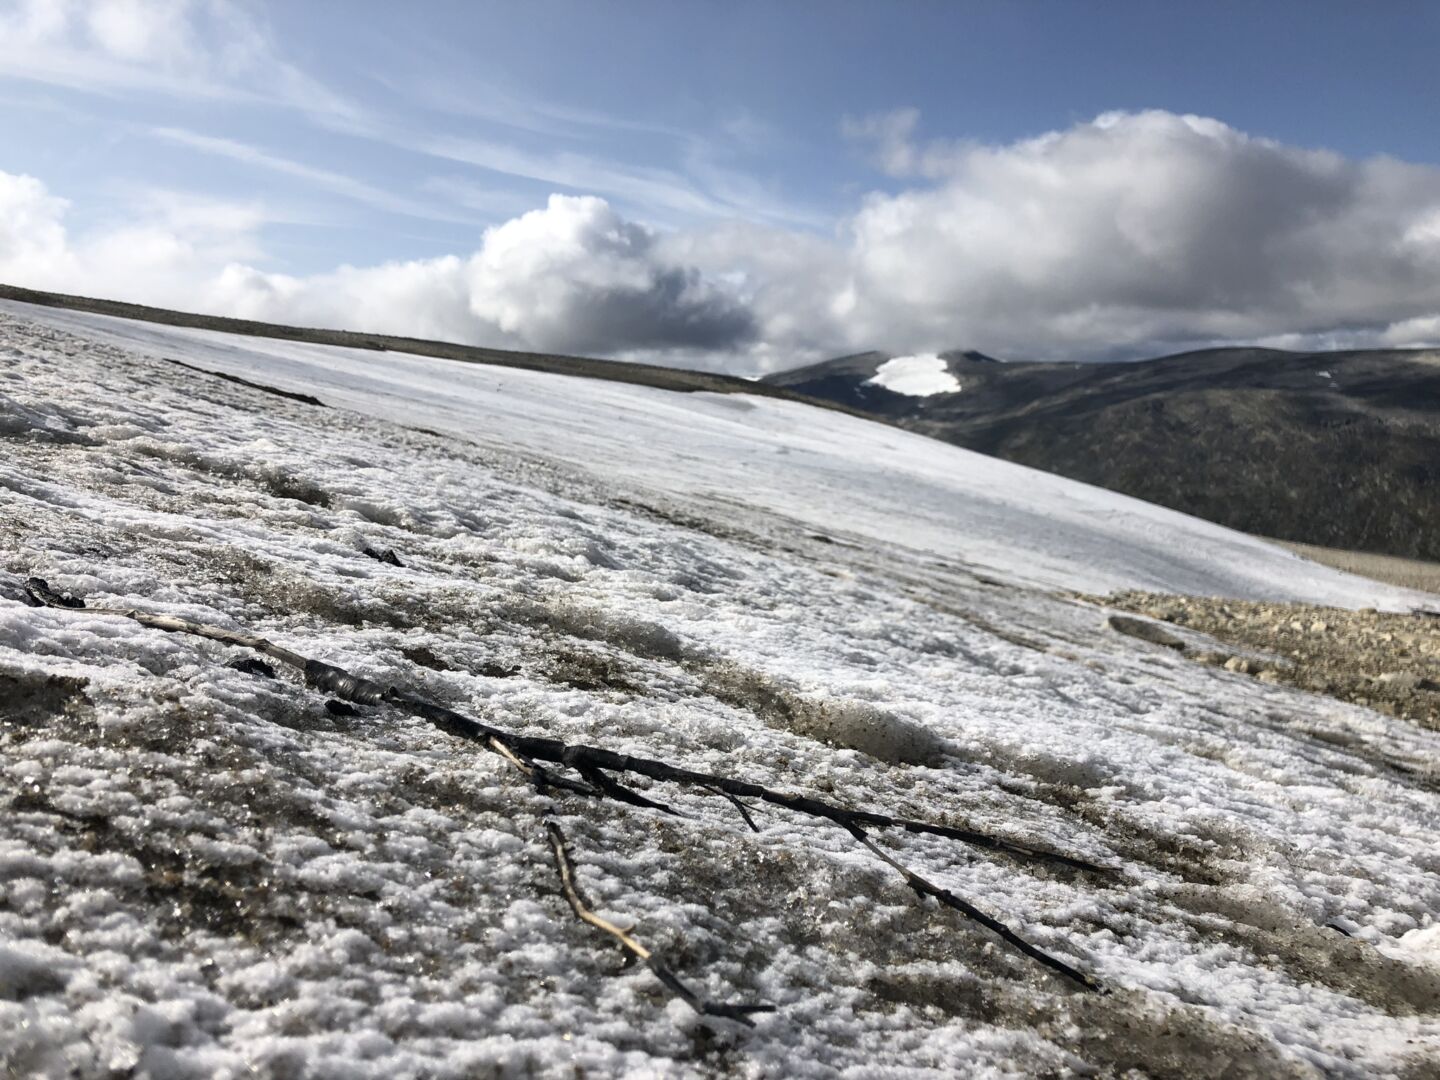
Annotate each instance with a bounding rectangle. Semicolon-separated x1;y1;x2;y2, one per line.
2;1;1439;370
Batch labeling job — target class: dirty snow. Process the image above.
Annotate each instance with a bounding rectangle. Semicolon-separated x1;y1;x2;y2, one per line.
864;354;962;397
0;304;1438;1077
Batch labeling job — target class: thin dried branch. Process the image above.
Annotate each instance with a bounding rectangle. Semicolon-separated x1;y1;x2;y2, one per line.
488;735;601;799
575;763;685;817
546;820;774;1026
27;584;1115;999
844;823;1104;992
704;785;761;833
493;705;761;1021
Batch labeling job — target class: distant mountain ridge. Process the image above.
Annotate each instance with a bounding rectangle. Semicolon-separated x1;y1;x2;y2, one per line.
763;345;1440;561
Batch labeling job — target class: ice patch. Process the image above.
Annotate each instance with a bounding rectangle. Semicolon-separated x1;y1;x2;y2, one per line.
864;353;961;396
1400;924;1440;964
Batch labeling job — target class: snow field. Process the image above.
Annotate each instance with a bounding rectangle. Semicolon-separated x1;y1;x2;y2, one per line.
0;308;1437;1076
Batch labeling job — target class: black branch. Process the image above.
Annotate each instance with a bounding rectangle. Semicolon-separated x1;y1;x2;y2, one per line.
27;590;1116;999
844;823;1105;992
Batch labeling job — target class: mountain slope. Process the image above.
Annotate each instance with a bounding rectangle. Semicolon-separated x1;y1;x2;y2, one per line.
763;346;1440;560
0;282;832;406
4;298;1423;606
2;303;1439;1076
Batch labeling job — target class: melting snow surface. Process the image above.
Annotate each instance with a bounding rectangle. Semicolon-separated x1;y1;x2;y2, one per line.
2;300;1424;610
1;302;1438;1077
864;353;962;396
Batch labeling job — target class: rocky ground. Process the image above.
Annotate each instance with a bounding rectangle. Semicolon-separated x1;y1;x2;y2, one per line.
1272;541;1440;596
1097;592;1440;733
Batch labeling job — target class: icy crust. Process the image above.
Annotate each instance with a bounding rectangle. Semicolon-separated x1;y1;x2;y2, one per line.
0;312;1436;1077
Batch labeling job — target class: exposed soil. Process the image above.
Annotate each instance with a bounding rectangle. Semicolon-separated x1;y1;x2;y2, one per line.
1273;539;1440;595
1095;591;1440;730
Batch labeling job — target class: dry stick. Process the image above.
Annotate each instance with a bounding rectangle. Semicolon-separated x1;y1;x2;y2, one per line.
487;734;601;800
485;728;766;1022
844;823;1105;993
703;784;761;833
33;590;1113;993
546;821;774;1026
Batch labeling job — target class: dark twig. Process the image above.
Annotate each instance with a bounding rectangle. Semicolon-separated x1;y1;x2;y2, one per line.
226;655;276;678
546;820;774;1026
27;596;1116;1000
488;735;601;799
575;764;685;817
23;577;86;609
843;822;1105;992
704;784;761;833
362;546;404;567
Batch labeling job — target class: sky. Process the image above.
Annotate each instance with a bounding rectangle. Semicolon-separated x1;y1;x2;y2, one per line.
1;0;1439;372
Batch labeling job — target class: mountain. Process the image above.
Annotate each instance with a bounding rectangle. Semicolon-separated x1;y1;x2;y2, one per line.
4;296;1439;1075
764;346;1440;561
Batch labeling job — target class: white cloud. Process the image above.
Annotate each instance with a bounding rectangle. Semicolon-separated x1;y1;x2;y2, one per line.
0;171;70;274
149;127;479;224
8;110;1440;371
0;175;755;360
219;195;755;356
0;0;363;123
831;109;1440;358
0;169;269;307
85;0;198;63
460;195;754;353
843;107;924;176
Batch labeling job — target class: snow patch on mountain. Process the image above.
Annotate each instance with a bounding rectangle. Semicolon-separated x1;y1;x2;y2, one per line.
864;353;962;396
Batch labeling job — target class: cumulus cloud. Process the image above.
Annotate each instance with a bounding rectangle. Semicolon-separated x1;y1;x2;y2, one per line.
209;195;757;356
462;196;754;353
7;110;1440;369
0;170;266;306
0;176;756;361
834;109;1440;357
0;172;69;274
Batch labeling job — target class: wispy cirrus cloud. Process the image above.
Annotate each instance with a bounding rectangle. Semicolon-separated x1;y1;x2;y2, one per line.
386;71;693;144
414;132;822;229
149;127;480;224
415;134;736;221
0;1;824;234
0;0;365;127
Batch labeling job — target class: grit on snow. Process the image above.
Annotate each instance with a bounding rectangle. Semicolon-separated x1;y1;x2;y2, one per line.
863;355;961;397
0;304;1437;1079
